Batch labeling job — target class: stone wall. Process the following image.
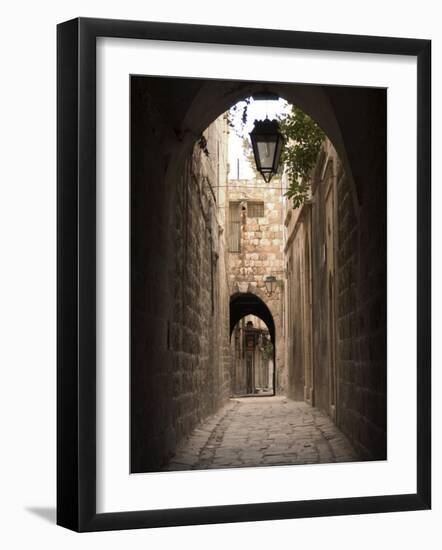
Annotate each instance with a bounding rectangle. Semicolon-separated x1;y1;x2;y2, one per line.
171;119;231;444
130;75;231;472
227;179;286;394
285;206;313;404
284;135;386;460
336;91;387;459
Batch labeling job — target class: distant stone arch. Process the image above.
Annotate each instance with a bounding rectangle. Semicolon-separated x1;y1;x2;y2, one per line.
230;291;275;344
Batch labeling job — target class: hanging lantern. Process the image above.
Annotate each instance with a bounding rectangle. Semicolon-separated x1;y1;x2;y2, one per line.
264;275;277;297
249;119;284;183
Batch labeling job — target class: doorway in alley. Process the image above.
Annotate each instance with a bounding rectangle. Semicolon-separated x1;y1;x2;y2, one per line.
230;293;276;397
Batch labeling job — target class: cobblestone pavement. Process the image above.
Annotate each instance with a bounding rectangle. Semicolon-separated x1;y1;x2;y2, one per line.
164;396;358;471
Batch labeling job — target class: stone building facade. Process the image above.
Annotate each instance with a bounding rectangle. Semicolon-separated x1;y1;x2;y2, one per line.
227;178;286;394
284;137;386;460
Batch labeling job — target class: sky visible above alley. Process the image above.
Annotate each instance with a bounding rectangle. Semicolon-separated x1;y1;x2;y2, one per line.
228;97;289;180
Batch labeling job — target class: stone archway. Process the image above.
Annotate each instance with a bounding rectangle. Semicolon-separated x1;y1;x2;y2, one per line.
230;291;275;343
164;79;359;214
181;81;350;175
130;75;387;471
230;292;277;396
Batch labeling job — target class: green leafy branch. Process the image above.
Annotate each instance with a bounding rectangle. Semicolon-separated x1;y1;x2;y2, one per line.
261;337;274;360
278;106;325;208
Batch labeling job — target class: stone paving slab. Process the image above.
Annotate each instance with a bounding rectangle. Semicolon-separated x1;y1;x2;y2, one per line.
164;396;358;471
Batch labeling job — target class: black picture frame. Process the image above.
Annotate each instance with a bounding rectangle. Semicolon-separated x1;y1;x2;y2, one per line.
57;17;431;532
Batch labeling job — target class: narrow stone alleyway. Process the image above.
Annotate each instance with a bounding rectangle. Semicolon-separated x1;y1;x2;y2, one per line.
164;397;357;471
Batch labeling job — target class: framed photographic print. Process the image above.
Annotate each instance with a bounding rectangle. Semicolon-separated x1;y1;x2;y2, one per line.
57;17;431;532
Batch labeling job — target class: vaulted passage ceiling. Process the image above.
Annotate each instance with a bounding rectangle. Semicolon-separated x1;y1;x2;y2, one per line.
132;75;386;206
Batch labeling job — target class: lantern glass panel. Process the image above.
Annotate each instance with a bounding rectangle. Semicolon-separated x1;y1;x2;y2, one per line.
256;138;277;171
274;135;284;169
265;276;276;295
